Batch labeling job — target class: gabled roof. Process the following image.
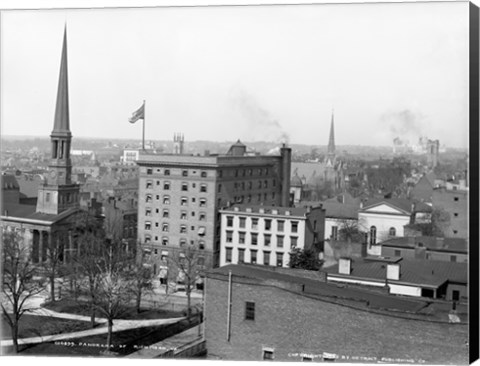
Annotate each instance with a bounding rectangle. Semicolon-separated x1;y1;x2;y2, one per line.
1;203;79;224
380;236;467;254
317;201;358;220
2;174;19;190
361;198;431;215
324;258;467;288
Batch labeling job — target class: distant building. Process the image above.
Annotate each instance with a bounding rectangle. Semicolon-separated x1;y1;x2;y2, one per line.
432;188;468;238
205;264;467;363
359;198;432;255
379;236;467;263
173;133;185;154
324;257;467;301
218;204;325;267
136;141;292;269
121;149;141;165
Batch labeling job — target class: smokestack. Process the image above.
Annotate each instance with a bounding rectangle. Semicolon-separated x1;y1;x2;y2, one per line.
280;144;291;207
386;263;400;280
338;257;352;275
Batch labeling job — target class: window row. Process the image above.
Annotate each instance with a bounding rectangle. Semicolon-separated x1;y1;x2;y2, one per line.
225;231;298;248
224;167;271;178
144;222;206;235
232;179;276;191
368;226;396;245
145;180;208;193
225;247;286;267
145;194;207;207
226;216;298;233
143;236;206;250
145;208;207;221
146;168;208;178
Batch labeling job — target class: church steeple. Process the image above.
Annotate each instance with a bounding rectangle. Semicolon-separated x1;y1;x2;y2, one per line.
325;110;336;167
37;27;79;215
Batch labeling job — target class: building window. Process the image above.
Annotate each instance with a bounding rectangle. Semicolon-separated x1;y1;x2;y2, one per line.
162;237;168;245
291;221;299;233
245;301;255;320
302;356;313;362
263;251;271;265
200;184;207;193
394;250;401;257
264;180;268;188
146;194;152;203
145;222;151;230
454;197;459;201
180;211;187;220
258;180;262;189
239;217;247;229
163;195;170;204
181;197;188;206
226;231;233;243
147;168;153;175
181;182;188;191
276;235;284;248
226;216;234;227
163;209;169;218
199;198;207;207
290;236;298;248
156;180;160;186
251;250;257;263
146;180;153;189
156;195;160;200
264;219;272;231
271;192;275;200
370;226;377;245
182;170;188;177
252;218;259;230
277;220;284;232
251;233;258;245
454;213;459;217
155;222;159;228
389;227;396;237
164;169;170;176
263;349;274;361
238;248;245;263
218;184;222;193
199;241;205;250
264;234;271;246
162;223;169;232
239;232;246;244
145;208;152;216
450;255;457;262
226;247;232;263
276;253;283;267
179;239;187;247
180;225;187;234
201;171;207;178
331;226;338;241
144;235;151;243
199;212;206;221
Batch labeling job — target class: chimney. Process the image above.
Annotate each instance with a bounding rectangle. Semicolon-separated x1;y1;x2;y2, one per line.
338;257;352;275
234;206;239;212
386;263;400;280
259;208;265;214
280;144;292;207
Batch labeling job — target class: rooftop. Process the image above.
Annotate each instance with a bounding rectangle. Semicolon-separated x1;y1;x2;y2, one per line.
220;204;323;217
1;203;79;224
380;236;467;254
323;258;467;288
361;198;432;214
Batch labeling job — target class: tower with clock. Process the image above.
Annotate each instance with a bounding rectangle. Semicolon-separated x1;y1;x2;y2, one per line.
36;28;80;215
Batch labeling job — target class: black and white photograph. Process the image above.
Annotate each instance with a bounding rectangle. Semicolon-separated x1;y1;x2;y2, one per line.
0;0;477;364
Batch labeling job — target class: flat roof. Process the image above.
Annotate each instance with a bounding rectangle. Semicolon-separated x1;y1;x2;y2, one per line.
220;204;322;217
380;236;467;254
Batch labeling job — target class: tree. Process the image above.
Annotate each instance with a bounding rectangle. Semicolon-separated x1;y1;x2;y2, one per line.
41;232;65;303
168;244;204;320
288;247;323;270
1;230;45;353
130;243;154;313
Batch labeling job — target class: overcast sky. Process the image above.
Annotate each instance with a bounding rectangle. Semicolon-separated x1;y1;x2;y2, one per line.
0;1;470;148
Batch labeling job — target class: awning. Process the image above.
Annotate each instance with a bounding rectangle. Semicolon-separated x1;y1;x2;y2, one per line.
198;227;206;235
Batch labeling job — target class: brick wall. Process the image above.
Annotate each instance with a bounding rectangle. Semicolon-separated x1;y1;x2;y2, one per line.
205;275;468;363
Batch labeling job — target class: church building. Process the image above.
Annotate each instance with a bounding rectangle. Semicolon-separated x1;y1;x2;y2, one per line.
1;28;84;263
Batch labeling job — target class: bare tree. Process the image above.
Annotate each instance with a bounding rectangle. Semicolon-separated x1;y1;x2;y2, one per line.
129;243;154;313
1;230;45;353
41;232;64;303
168;244;204;320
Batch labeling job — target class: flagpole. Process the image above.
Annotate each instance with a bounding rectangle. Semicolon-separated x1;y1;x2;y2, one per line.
142;100;146;151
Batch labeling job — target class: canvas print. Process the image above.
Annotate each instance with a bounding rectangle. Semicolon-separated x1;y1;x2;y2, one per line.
0;1;474;364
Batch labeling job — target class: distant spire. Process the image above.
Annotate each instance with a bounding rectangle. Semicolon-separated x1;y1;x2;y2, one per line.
52;26;71;136
327;109;335;157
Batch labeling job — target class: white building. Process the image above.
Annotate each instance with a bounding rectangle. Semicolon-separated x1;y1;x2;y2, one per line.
121;149;140;165
358;198;431;256
219;204;325;268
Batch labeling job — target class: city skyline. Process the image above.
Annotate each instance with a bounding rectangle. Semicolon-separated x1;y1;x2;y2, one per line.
1;2;470;148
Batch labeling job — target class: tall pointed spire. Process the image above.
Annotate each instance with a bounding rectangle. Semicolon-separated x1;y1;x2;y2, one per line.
52;26;70;136
327;109;335;157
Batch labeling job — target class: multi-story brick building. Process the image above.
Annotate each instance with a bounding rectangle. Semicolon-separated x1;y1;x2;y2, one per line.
432;187;468;238
136;141;291;269
204;264;468;363
218;204;325;267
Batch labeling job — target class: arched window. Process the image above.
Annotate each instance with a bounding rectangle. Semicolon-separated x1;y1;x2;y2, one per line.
389;227;396;237
369;226;377;245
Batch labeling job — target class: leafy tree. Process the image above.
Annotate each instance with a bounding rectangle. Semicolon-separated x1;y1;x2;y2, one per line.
288;247;323;270
1;230;45;353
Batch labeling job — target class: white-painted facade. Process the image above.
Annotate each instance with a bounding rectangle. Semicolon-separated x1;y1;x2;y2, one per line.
388;283;422;297
324;217;358;241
